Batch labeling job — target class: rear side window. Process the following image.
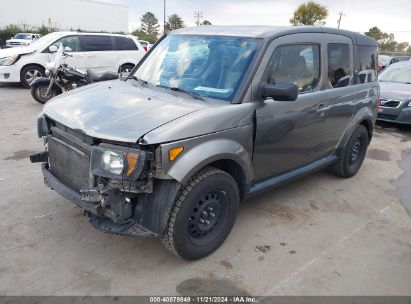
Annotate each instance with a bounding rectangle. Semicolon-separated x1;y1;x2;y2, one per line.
81;35;114;51
355;45;377;84
51;36;82;52
328;43;351;88
114;36;138;51
264;44;321;93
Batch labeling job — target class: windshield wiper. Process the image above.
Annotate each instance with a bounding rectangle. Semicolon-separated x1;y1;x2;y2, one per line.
157;85;205;101
127;75;147;85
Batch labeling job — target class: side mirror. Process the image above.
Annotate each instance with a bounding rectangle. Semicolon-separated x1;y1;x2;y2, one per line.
259;82;298;101
49;45;58;53
64;46;72;52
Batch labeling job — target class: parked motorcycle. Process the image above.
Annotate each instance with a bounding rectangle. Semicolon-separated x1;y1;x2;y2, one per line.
30;44;119;104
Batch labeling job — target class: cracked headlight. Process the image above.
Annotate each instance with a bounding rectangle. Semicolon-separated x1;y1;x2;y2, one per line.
0;55;19;66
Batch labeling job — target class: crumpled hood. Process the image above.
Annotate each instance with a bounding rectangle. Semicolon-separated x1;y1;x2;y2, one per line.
379;81;411;101
43;80;208;142
0;46;36;57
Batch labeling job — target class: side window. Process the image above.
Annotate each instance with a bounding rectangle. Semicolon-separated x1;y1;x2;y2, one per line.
355;45;377;84
81;35;114;51
328;43;351;88
264;44;320;93
51;36;81;52
114;36;138;51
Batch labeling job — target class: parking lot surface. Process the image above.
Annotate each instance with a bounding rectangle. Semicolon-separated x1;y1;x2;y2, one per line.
0;85;410;296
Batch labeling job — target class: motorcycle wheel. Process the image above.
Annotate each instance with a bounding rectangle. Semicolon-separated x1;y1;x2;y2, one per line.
31;84;58;104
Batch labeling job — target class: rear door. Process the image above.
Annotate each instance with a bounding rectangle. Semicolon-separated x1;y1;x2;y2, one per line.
48;35;86;71
322;35;356;153
113;36;144;67
252;33;329;181
80;35;118;73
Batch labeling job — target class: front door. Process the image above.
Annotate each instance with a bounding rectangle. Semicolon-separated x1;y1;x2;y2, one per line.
252;34;329;181
49;35;86;71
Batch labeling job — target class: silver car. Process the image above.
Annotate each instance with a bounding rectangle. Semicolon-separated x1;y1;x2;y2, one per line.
31;26;379;260
377;60;411;125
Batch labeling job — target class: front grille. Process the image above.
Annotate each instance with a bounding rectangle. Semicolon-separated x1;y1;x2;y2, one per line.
380;99;401;108
377;113;398;120
48;136;91;192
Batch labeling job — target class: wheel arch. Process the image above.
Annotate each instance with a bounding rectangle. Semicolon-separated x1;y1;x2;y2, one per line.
20;63;46;86
203;159;248;202
359;118;374;142
118;62;135;73
338;107;376;150
162;137;254;201
20;63;46;76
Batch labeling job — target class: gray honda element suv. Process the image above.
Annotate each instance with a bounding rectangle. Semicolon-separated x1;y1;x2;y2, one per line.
31;26;379;260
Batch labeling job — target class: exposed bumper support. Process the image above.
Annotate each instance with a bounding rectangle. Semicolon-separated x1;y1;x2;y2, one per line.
41;163;157;237
42;163;98;214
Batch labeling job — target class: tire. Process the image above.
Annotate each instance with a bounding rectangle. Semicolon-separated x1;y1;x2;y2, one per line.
119;64;134;79
161;167;240;260
21;65;45;88
31;84;57;104
331;125;369;178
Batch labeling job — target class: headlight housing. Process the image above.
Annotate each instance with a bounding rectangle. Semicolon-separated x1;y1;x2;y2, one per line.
0;55;19;66
91;144;146;181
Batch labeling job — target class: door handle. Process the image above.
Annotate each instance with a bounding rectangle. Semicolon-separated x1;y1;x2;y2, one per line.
316;103;325;111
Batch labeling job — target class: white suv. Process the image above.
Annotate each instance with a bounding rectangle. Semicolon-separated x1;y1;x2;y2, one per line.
0;32;145;88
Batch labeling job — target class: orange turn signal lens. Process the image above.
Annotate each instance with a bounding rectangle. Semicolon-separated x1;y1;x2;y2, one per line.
125;153;139;176
169;146;184;161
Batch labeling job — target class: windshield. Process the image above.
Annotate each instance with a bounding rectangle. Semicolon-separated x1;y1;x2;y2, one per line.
14;33;32;40
132;35;260;101
26;32;63;49
379;65;411;84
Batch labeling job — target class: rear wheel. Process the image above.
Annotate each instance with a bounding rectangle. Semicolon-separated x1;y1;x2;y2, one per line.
161;167;240;260
331;125;369;178
31;84;57;104
21;65;45;88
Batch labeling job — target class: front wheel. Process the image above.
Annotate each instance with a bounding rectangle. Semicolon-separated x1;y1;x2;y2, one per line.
161;167;240;260
31;84;58;104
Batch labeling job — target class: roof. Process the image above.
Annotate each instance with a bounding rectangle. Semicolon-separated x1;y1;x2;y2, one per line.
171;25;378;46
391;59;411;66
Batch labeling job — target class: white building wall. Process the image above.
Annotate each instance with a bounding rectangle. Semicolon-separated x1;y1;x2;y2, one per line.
0;0;128;32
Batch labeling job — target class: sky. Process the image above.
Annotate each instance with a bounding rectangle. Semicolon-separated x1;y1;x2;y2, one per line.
106;0;411;43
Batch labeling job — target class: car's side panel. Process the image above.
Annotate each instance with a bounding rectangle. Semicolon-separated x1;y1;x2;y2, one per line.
158;124;255;186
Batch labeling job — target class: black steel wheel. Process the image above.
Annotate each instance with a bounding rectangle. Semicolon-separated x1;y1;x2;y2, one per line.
331;125;369;178
187;191;228;245
161;167;240;260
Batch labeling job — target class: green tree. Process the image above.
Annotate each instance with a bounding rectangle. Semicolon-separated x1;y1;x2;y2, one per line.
202;20;212;25
365;26;402;53
139;12;160;43
131;29;153;43
365;26;383;41
164;14;185;33
289;1;328;26
395;42;409;53
0;25;23;47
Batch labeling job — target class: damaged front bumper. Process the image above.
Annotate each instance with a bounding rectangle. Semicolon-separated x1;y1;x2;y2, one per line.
41;163;158;237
